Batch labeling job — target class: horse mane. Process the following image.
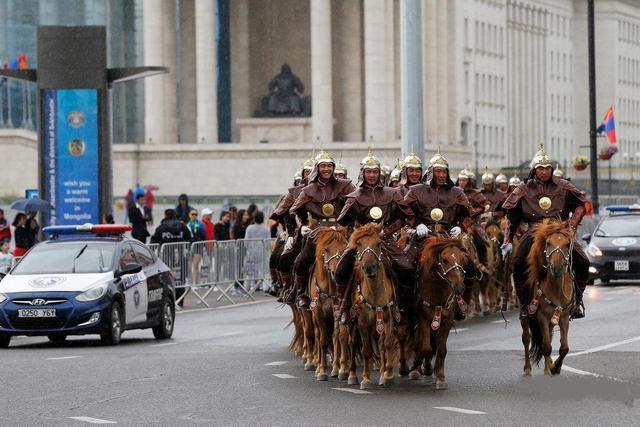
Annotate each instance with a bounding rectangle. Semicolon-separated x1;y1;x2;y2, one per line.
313;227;348;261
526;220;572;288
420;238;468;274
348;223;381;248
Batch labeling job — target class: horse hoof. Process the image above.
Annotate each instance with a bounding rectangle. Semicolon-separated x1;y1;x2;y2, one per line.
435;380;448;390
523;370;532;377
409;370;421;380
360;379;374;390
399;367;410;377
381;375;394;387
423;375;435;385
348;375;359;385
304;362;316;371
330;369;339;378
316;373;329;381
339;372;349;381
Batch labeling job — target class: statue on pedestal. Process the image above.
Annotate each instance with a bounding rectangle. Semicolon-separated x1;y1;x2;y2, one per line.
255;64;311;117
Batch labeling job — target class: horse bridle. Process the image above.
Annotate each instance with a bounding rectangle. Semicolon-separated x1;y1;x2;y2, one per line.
543;238;574;272
436;253;467;285
356;246;383;264
323;249;342;282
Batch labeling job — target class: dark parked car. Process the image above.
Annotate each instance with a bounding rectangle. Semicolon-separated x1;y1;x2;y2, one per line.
583;205;640;284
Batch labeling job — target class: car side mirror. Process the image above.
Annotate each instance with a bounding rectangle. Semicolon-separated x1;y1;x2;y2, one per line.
117;263;142;277
581;233;591;243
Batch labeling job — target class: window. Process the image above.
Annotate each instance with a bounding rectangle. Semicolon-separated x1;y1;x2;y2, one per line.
119;243;137;269
132;243;154;267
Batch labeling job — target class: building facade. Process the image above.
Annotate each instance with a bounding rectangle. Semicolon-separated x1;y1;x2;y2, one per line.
1;0;640;198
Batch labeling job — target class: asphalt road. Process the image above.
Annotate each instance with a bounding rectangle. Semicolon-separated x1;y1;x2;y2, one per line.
1;283;640;426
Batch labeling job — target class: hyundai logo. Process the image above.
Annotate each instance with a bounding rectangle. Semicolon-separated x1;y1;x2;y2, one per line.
31;299;47;306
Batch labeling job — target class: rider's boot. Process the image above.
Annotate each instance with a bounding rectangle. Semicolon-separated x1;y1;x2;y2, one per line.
571;279;587;319
267;268;281;297
294;274;311;309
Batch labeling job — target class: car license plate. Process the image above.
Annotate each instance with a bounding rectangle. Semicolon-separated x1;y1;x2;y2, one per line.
614;260;629;271
17;309;56;318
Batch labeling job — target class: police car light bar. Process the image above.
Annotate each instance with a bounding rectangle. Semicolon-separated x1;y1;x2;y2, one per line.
605;204;640;213
43;223;132;236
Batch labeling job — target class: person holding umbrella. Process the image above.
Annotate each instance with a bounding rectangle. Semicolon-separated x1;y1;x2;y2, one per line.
12;213;30;257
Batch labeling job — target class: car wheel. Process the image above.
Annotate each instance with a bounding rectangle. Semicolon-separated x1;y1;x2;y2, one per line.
47;334;67;343
0;333;11;348
152;297;175;340
101;301;123;346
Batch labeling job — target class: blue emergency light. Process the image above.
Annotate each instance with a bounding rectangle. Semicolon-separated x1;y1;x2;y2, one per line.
605;204;640;214
43;224;132;238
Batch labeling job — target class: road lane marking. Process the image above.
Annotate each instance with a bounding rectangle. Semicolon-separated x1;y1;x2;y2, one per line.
562;364;628;383
149;342;178;348
453;328;469;333
491;320;506;324
68;416;117;424
272;373;297;379
176;299;272;315
265;361;288;366
433;407;486;415
332;387;373;395
567;336;640;357
221;331;242;337
47;356;82;361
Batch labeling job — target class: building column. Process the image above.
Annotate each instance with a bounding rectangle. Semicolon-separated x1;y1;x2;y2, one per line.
143;0;177;144
230;0;250;142
195;0;218;143
178;0;196;143
311;0;333;145
423;0;438;146
364;0;395;142
437;0;449;146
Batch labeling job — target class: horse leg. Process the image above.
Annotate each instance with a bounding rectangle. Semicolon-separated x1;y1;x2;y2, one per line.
551;315;570;376
290;305;304;358
397;323;410;376
302;309;316;371
380;322;396;386
409;319;430;380
331;319;341;378
339;323;351;381
540;317;554;376
521;319;532;376
433;327;450;390
359;327;374;390
315;314;329;381
348;326;359;385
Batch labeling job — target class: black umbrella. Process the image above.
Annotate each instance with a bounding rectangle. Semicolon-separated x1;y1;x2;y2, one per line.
10;198;54;212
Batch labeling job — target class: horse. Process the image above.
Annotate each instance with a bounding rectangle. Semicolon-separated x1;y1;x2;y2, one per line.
308;227;348;381
521;220;575;377
458;227;486;317
483;221;504;314
345;223;399;389
410;237;470;390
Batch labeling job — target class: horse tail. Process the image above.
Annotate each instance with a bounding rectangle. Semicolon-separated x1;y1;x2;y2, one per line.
352;327;363;364
527;316;544;365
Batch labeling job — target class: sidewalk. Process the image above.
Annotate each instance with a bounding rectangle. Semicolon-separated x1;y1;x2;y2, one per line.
177;284;276;311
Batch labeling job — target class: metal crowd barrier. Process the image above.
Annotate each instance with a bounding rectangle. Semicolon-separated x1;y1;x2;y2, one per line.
153;238;274;308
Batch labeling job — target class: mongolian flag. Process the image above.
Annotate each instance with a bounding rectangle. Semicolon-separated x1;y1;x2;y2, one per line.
597;106;617;144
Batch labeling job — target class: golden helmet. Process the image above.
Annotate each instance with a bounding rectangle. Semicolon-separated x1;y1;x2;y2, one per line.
315;150;335;165
428;146;449;170
495;174;508;184
403;152;423;170
553;168;564;178
303;157;316;171
458;167;473;180
509;175;522;186
530;144;553;169
360;147;381;170
481;168;495;185
335;162;348;176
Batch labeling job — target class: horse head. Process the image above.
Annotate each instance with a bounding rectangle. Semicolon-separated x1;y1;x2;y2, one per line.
314;227;348;282
421;238;469;297
528;220;574;288
349;223;384;279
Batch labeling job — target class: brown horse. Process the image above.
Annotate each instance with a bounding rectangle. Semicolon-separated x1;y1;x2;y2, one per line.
521;220;575;376
347;223;398;389
483;221;504;314
410;237;470;390
459;229;485;317
309;227;348;381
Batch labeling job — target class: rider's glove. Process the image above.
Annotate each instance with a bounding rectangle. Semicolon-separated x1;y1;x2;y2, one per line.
416;224;430;238
301;226;312;236
284;236;294;251
450;226;462;237
501;242;513;258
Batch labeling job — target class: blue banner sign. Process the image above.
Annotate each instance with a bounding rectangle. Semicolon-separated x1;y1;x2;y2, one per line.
43;89;99;226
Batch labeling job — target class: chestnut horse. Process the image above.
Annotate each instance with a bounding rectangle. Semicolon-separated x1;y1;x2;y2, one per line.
347;223;399;389
410;238;470;390
483;221;504;314
309;227;348;381
521;221;575;376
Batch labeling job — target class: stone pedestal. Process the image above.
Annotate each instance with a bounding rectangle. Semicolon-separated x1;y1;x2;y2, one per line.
236;118;313;144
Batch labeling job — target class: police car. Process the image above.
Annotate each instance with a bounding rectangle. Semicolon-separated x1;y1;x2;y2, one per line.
583;205;640;284
0;224;175;347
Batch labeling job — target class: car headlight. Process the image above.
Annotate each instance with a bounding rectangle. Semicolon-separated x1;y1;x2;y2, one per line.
587;243;603;257
0;293;6;304
75;283;108;302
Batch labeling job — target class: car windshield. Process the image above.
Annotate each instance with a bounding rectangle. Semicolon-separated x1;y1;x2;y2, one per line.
594;216;640;238
11;242;116;275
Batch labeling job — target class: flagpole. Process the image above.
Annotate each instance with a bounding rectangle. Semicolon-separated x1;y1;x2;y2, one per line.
588;0;600;213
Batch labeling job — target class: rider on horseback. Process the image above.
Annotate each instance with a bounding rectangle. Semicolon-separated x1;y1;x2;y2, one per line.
495;173;509;193
334;148;413;324
481;170;507;221
501;145;589;320
401;148;476;320
456;167;491;270
270;157;315;300
397;152;423;197
289;150;356;309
